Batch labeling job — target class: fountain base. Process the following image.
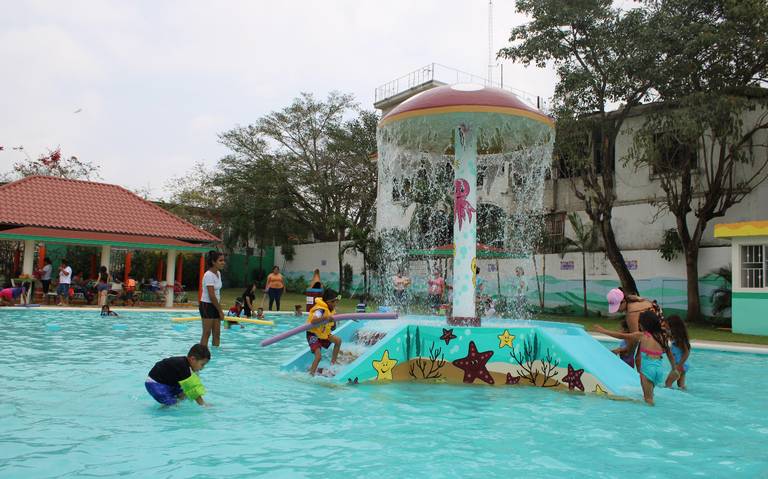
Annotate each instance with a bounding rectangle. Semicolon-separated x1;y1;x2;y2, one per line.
448;316;481;327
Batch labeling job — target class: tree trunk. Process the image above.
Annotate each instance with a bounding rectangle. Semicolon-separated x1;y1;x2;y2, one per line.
243;246;253;288
684;246;702;322
533;254;543;308
581;251;588;317
598;216;638;294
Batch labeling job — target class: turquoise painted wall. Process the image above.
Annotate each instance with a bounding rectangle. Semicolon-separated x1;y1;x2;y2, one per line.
733;292;768;336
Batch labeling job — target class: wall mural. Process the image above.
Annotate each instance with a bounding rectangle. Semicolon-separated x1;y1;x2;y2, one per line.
321;324;628;398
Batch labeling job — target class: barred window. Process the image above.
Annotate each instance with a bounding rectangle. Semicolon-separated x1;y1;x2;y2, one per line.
741;244;765;289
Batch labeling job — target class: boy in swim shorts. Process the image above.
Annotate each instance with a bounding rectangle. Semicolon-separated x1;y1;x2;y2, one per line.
306;288;342;376
145;344;210;406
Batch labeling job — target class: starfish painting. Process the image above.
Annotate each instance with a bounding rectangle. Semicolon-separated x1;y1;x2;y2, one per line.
505;373;520;385
440;328;457;345
372;350;398;380
561;364;585;391
452;341;495;385
497;330;516;348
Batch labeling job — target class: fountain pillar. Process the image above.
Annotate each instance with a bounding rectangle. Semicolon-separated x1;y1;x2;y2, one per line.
450;124;479;326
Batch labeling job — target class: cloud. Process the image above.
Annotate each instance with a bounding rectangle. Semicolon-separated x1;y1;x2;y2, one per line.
0;0;556;197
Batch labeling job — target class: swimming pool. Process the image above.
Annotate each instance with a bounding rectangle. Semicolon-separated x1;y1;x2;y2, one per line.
1;309;767;478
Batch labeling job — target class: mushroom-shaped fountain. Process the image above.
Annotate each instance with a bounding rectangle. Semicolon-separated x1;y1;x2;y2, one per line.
278;85;640;400
376;84;554;325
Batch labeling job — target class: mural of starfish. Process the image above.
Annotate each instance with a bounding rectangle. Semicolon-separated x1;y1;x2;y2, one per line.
561;364;585;391
440;328;457;345
452;341;495;385
505;373;520;385
497;330;516;348
372;350;398;380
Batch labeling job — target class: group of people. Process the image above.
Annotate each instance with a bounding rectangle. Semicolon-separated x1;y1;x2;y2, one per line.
146;253;342;407
392;265;528;317
599;288;691;405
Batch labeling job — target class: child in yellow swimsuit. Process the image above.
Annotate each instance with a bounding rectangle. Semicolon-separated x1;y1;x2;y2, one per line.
306;289;342;376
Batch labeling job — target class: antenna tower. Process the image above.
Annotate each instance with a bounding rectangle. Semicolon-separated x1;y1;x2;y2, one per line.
487;0;494;85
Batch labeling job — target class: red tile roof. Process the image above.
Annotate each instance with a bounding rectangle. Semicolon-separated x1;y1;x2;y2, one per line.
0;176;219;243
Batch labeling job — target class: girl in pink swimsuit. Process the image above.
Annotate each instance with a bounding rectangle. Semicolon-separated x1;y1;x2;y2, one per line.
595;311;678;405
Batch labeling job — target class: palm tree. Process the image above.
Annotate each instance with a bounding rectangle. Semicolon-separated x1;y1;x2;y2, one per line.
564;213;599;317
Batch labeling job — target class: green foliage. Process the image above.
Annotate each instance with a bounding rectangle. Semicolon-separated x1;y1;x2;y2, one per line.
342;263;353;295
281;243;296;261
499;0;653;295
658;228;683;262
564;213;598;254
284;276;308;293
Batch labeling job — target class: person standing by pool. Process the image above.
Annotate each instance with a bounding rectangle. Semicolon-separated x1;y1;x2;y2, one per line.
265;266;285;311
40;258;53;304
96;266;111;308
145;344;211;407
57;259;72;306
200;251;225;348
427;269;445;312
392;270;410;310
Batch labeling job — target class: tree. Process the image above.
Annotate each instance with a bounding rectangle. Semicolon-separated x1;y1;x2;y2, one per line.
564;212;599;317
11;147;100;180
499;0;661;294
254;92;377;242
215;131;308;284
624;0;768;321
165;161;224;237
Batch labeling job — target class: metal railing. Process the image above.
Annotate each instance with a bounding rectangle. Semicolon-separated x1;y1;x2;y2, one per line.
374;63;548;111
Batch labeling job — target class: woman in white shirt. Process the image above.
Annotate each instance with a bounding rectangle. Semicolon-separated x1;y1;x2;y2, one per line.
199;251;226;348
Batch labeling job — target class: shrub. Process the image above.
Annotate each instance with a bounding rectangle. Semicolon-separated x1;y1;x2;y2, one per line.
342;264;353;294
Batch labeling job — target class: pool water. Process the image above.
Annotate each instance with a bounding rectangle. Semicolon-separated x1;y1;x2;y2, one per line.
1;309;767;478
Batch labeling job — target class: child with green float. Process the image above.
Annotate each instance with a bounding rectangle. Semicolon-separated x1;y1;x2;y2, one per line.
145;344;211;407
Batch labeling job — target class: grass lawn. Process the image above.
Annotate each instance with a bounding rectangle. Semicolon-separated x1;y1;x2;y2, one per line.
190;289;768;346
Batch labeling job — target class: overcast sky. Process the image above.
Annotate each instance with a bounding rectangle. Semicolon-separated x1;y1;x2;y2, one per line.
0;0;556;197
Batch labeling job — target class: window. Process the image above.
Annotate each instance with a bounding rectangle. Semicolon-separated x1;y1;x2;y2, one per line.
541;212;566;253
650;132;697;177
555;128;614;178
741;244;766;289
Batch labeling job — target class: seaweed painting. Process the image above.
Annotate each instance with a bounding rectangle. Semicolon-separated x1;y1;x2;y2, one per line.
509;333;560;387
408;341;446;380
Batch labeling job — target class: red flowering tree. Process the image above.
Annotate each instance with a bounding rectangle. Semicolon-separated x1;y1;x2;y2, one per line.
12;147;100;180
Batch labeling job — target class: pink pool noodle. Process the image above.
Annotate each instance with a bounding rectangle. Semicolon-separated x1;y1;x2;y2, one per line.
259;312;398;347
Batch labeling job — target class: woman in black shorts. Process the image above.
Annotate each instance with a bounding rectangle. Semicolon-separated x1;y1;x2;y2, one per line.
200;251;225;347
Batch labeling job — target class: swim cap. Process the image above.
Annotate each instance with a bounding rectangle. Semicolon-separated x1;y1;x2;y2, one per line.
607;288;624;314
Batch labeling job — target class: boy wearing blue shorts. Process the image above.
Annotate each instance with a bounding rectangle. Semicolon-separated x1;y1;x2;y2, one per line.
145;344;210;406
